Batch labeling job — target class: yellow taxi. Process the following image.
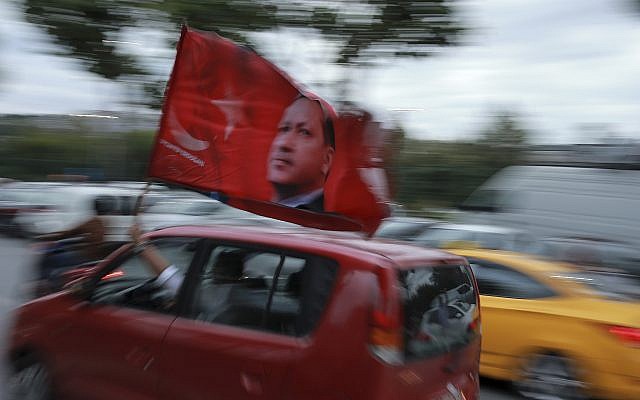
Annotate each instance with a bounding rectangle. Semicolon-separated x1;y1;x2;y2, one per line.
447;248;640;400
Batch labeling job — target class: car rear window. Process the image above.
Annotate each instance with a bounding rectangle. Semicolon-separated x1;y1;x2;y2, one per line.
399;265;479;361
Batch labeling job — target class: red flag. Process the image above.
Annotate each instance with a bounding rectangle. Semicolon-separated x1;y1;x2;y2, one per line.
148;26;390;234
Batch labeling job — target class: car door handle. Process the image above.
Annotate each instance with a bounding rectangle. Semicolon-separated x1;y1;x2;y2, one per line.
241;371;263;396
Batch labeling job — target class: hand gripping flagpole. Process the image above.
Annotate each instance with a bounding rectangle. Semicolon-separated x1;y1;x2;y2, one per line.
131;181;152;245
134;181;152;216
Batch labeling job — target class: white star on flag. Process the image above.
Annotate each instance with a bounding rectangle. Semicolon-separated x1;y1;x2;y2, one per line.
210;87;248;141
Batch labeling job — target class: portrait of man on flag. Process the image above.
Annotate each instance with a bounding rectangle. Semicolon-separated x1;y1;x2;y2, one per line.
266;94;336;212
147;26;390;234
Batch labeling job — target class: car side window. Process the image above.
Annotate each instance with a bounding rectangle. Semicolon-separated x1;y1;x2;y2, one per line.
190;245;338;337
89;237;201;313
469;259;556;299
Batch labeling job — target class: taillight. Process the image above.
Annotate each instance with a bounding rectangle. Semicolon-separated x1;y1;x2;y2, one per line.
607;325;640;347
369;267;404;365
468;316;480;334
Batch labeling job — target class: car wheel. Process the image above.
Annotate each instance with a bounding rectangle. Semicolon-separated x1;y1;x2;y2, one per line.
7;355;53;400
515;353;587;400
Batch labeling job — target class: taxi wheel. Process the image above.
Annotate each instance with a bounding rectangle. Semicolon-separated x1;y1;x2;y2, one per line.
7;355;53;400
515;353;587;400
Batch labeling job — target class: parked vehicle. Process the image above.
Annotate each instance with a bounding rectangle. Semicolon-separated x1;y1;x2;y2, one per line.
448;248;640;400
412;223;548;256
540;236;640;277
459;165;640;247
0;181;70;237
139;192;270;231
8;224;481;400
14;184;145;241
374;216;439;241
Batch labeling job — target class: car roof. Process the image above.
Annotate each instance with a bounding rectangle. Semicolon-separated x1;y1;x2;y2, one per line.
2;181;71;190
147;224;465;269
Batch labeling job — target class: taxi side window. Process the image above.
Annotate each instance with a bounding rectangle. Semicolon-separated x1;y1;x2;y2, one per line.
191;245;337;337
90;237;200;312
469;259;556;299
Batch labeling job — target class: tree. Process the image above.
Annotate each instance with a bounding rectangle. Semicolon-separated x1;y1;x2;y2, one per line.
22;0;465;108
478;111;529;148
475;111;530;179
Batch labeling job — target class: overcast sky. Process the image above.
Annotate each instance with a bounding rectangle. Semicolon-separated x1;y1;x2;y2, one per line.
0;0;639;144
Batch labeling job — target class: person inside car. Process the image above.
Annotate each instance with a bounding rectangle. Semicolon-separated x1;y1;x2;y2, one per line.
130;223;249;321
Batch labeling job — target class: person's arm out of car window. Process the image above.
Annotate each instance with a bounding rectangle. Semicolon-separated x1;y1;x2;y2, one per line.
130;223;183;295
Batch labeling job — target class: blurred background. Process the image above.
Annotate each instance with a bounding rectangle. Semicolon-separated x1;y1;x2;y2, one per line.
1;0;639;205
1;1;640;399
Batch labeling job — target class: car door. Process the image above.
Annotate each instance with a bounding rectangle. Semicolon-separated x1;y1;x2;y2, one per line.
52;236;203;400
157;243;338;400
468;259;558;374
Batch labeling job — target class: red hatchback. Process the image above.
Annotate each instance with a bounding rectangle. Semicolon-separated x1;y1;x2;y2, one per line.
8;224;480;400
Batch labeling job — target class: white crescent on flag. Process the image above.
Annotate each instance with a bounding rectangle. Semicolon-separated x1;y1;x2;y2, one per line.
168;109;210;152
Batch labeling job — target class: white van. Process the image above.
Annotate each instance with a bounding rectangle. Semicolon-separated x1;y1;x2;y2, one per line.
459;165;640;247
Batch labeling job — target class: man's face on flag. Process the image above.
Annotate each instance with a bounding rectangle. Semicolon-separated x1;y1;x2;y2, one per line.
267;97;334;197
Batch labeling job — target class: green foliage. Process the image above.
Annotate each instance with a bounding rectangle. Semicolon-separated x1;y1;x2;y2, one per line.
392;139;495;209
22;0;464;108
478;111;528;148
0;128;154;181
23;0;144;80
390;112;531;210
1;110;529;212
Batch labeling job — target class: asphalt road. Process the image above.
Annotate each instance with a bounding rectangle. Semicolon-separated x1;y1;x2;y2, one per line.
0;236;522;400
0;236;38;400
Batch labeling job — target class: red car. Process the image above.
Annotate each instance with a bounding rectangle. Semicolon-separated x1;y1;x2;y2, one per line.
8;224;481;400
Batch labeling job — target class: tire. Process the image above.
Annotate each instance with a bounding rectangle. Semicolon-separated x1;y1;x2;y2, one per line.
514;353;588;400
7;355;53;400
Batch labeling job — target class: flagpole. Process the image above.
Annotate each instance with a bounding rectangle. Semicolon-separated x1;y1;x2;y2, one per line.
134;181;152;216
